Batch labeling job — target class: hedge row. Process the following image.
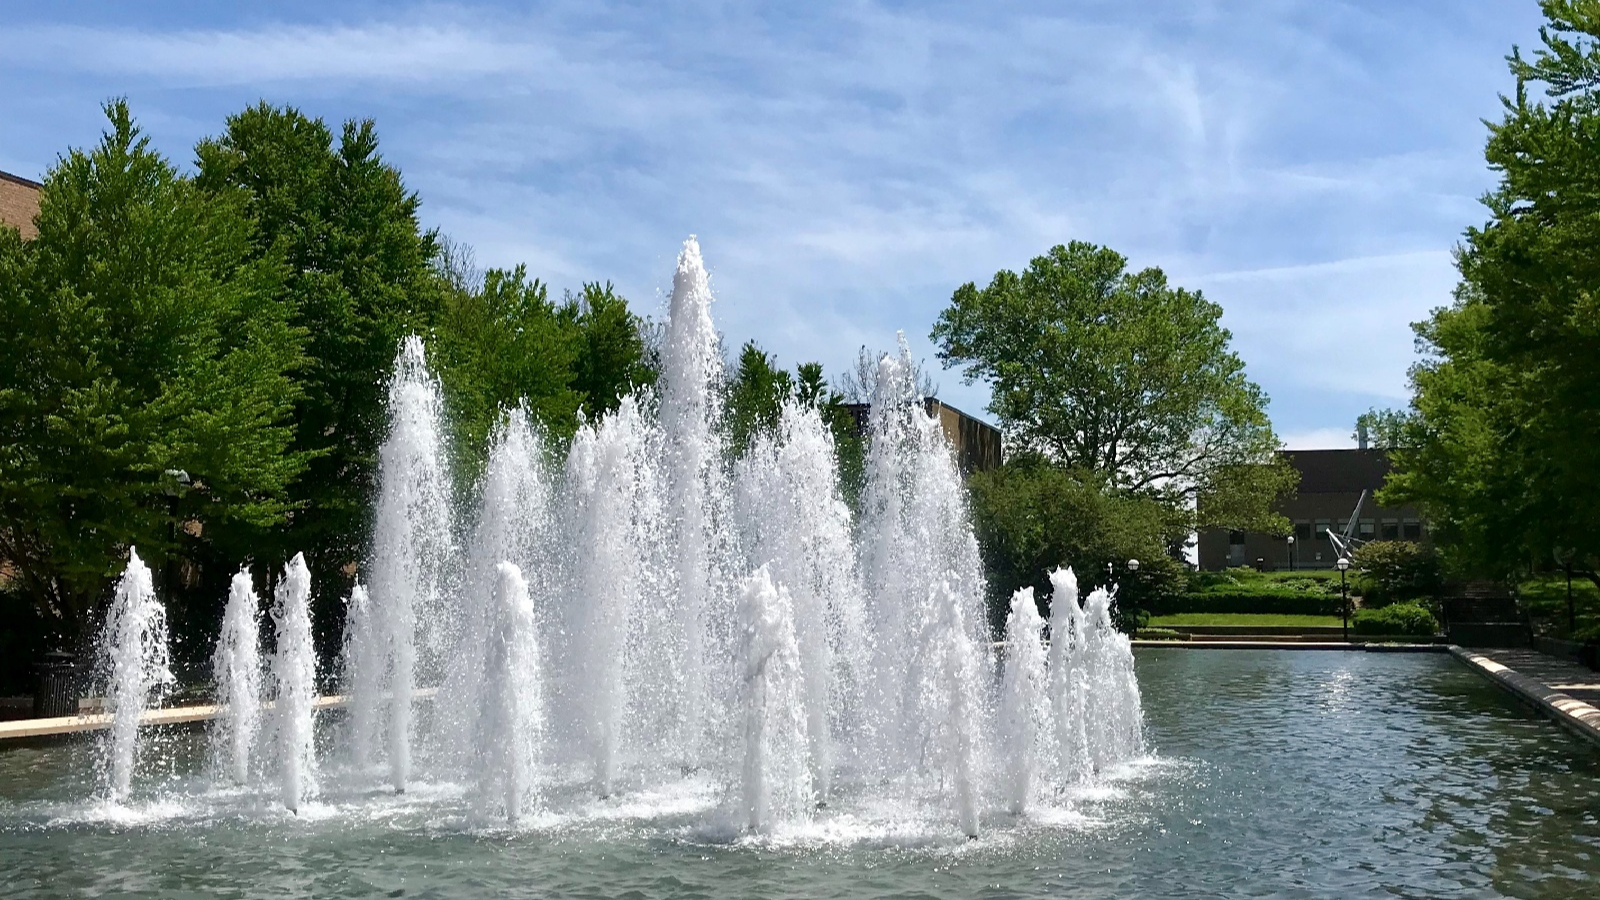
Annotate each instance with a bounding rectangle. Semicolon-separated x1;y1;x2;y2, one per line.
1144;591;1346;617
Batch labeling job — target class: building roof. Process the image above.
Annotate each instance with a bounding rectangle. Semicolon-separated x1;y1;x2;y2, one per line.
1278;448;1392;494
0;169;43;240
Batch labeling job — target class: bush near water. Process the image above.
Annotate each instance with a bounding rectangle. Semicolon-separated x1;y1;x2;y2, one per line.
1352;603;1440;637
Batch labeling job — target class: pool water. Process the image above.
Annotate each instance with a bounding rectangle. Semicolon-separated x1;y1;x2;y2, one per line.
1;650;1596;899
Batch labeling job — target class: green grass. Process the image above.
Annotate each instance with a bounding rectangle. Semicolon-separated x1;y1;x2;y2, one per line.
1519;575;1600;640
1147;613;1344;628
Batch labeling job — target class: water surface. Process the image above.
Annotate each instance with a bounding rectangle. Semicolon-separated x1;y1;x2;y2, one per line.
2;650;1596;899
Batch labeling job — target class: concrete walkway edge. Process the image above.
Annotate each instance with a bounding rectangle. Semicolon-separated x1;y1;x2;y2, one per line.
1448;646;1600;749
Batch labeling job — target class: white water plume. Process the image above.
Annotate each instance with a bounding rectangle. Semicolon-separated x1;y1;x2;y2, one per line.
733;399;865;799
998;587;1049;814
736;565;811;833
477;562;542;823
352;335;457;792
272;554;318;811
211;568;262;786
98;549;174;803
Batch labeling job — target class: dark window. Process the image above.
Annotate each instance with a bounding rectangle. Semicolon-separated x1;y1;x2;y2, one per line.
1294;522;1312;541
1228;530;1246;545
1359;519;1375;540
1315;519;1331;539
1402;520;1423;540
1381;519;1400;540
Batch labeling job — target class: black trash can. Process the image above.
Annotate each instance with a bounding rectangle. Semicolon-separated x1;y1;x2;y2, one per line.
32;652;80;719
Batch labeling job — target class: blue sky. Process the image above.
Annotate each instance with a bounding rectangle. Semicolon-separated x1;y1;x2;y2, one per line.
0;1;1549;448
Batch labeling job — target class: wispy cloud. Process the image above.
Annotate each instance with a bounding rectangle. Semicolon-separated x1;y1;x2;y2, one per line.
0;1;1544;435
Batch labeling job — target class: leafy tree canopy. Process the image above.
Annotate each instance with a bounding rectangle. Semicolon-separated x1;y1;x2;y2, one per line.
0;101;304;645
1382;1;1600;587
932;240;1294;532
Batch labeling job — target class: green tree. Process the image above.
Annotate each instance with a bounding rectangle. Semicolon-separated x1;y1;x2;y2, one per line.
795;361;867;505
725;341;794;455
0;101;304;647
931;241;1295;533
1352;407;1413;449
566;281;656;420
195;102;443;594
431;265;583;480
966;454;1188;632
1382;1;1600;587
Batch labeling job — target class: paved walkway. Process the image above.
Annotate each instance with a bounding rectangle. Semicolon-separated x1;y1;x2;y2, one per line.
1451;647;1600;748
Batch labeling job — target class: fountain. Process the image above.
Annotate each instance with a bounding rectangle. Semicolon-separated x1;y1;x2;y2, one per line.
210;567;262;786
272;554;318;812
735;565;811;832
98;549;174;803
998;586;1048;814
347;335;456;792
476;562;542;823
64;236;1144;843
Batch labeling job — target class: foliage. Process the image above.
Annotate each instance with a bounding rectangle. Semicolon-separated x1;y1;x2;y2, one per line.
966;455;1188;631
725;341;794;456
195;102;442;603
1147;613;1342;628
1518;574;1600;638
932;241;1296;534
1135;627;1185;641
1351;541;1441;606
0;101;305;647
1381;2;1600;589
834;344;937;402
1351;602;1440;636
1352;407;1413;449
566;281;656;420
431;265;582;481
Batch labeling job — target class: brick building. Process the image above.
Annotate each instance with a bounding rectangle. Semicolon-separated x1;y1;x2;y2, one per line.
0;170;43;239
1197;448;1428;571
844;399;1004;476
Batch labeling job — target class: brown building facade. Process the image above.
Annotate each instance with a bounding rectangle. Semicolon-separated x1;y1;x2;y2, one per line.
0;170;43;239
844;399;1004;476
1197;449;1428;571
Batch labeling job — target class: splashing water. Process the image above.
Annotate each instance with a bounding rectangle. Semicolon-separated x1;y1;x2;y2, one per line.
211;568;262;785
80;236;1145;842
272;554;318;811
351;336;456;792
735;565;812;832
998;587;1049;814
98;549;174;802
477;562;542;823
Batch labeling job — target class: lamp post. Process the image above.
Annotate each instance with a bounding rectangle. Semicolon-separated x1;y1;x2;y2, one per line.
1336;557;1351;642
1286;535;1296;572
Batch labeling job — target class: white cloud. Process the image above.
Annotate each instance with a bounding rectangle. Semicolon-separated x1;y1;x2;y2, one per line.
1280;427;1356;451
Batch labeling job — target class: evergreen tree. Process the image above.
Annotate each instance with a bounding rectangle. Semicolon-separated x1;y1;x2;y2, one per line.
0;101;304;647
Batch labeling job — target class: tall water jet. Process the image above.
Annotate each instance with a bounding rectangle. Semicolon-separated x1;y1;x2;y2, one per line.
1048;567;1090;783
566;395;660;796
211;568;262;785
477;562;542;823
733;399;865;798
273;554;318;812
98;549;174;802
998;587;1049;814
857;335;992;796
659;236;731;756
925;581;983;838
736;566;811;833
440;407;554;769
353;336;456;791
1080;587;1145;773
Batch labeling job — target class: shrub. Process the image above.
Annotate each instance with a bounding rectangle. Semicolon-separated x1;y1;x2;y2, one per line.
1351;541;1440;606
1151;591;1344;616
1352;602;1439;636
1136;627;1185;641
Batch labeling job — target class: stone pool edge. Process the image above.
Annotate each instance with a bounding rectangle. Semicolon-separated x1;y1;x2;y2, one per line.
1447;646;1600;749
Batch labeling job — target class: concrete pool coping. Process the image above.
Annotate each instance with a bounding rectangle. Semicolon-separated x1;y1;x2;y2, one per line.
0;689;436;743
1135;639;1600;750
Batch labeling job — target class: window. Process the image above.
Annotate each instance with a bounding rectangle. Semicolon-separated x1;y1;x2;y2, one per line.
1403;519;1423;540
1381;519;1400;540
1294;522;1312;541
1359;519;1375;540
1315;519;1331;539
1228;530;1246;546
